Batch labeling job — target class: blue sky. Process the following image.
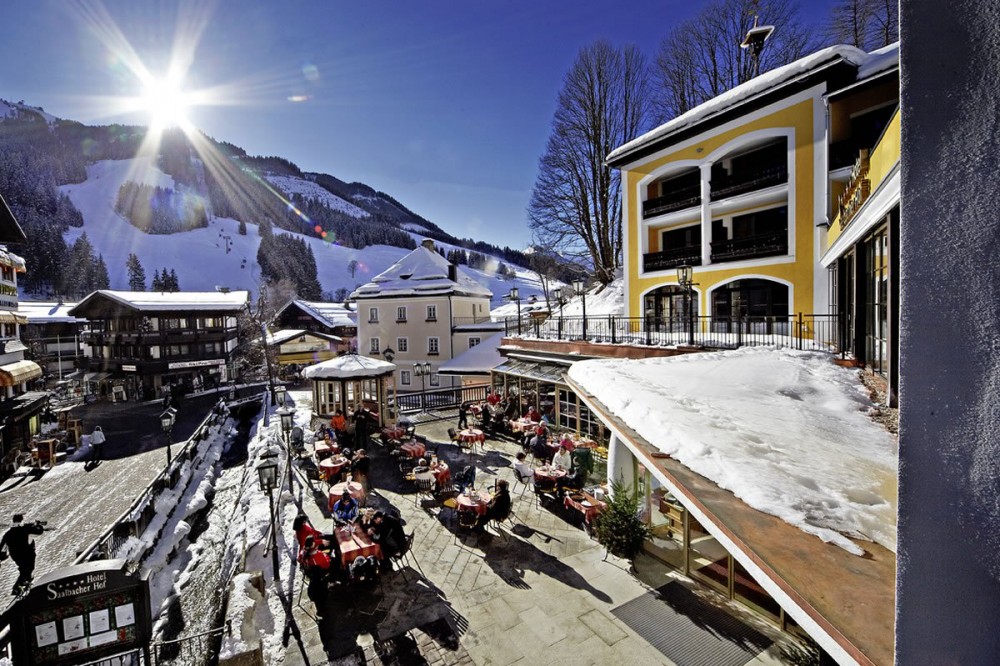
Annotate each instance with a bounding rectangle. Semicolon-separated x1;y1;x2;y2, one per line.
0;1;834;249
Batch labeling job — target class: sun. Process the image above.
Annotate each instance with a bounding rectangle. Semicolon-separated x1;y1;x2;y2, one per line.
140;75;191;130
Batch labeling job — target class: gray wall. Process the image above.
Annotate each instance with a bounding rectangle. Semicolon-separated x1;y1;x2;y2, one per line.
896;1;1000;662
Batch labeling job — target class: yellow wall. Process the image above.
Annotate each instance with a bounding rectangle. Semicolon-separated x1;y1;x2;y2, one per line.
624;97;818;317
827;108;900;247
828;80;898;143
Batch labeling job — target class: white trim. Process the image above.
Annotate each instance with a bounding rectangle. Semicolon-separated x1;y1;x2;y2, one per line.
707;183;788;216
813;91;830;315
640;254;798;282
575;386;859;665
821;166;900;267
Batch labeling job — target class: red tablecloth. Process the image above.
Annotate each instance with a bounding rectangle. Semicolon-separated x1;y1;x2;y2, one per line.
414;462;450;488
455;489;492;516
382;426;405;441
509;419;538;434
399;440;426;458
459;428;485;443
314;441;337;459
328;481;365;509
319;456;349;482
564;492;606;523
332;525;383;566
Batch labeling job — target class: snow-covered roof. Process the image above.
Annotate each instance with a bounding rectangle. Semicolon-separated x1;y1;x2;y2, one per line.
351;245;492;300
857;41;899;80
568;347;897;555
266;328;342;346
17;301;85;324
0;245;26;272
608;43;897;165
439;332;504;375
278;299;357;329
302;354;395;379
70;290;250;315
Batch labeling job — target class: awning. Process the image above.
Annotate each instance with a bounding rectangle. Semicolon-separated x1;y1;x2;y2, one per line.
0;360;42;387
492;359;568;384
83;372;112;382
0;311;27;325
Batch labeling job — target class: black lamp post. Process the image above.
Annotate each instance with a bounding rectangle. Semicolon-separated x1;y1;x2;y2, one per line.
278;406;296;488
414;361;430;411
508;287;521;334
274;384;286;407
382;347;396;423
677;265;697;346
256;453;280;581
573;279;588;340
160;407;176;466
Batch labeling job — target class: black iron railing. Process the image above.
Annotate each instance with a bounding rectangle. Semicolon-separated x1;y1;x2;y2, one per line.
503;313;845;354
711;163;787;199
642;184;701;218
710;230;788;262
396;383;490;415
643;249;702;273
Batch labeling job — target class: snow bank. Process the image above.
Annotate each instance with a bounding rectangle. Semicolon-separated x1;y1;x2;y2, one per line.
568;347;897;554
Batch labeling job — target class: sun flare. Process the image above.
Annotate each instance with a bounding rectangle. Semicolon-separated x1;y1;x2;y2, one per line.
141;76;191;130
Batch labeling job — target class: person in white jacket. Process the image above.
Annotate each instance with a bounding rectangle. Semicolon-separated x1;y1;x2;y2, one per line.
90;426;106;462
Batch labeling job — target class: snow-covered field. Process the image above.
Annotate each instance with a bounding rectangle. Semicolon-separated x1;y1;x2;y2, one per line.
568;347;898;555
58;158;545;305
264;174;369;218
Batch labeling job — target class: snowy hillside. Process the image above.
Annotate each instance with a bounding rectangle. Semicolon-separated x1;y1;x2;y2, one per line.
0;99;58;124
264;174;369;219
58;158;544;305
489;277;622;320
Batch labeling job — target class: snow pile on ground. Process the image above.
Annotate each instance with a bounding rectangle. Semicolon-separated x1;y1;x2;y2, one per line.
265;174;370;218
559;277;625;317
568;347;897;554
219;572;273;660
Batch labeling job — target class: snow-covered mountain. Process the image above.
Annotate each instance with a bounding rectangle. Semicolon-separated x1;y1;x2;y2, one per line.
59;157;544;306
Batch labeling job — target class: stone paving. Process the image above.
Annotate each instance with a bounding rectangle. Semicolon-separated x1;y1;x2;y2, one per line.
283;412;814;666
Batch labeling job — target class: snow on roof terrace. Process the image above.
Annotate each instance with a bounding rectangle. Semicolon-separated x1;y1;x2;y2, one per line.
568;347;897;555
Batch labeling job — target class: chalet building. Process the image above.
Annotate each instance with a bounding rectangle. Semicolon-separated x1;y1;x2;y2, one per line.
351;239;499;392
69;290;249;400
265;328;342;377
0;193;46;466
585;43;901;665
272;299;357;344
17;301;86;382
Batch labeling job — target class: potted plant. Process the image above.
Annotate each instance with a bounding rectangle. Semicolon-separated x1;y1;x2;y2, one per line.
591;480;650;560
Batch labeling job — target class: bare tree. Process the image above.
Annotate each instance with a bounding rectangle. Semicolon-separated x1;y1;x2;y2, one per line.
529;41;650;286
823;0;874;48
866;0;898;48
653;0;814;123
347;258;359;279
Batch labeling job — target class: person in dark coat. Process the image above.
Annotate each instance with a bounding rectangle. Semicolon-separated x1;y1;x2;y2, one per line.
368;511;407;567
0;514;46;595
476;480;512;529
458;401;470;429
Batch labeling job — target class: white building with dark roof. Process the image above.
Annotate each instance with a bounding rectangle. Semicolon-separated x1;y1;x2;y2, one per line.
350;239;499;391
17;301;86;381
273;299;358;341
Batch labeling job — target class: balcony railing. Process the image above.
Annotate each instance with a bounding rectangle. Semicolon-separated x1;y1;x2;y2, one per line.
642;184;701;218
710;230;788;263
503;313;845;354
643;248;702;273
711;163;787;200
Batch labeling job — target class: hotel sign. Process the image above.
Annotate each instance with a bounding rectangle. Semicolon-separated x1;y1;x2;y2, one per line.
167;359;225;370
120;365;137;372
11;560;152;665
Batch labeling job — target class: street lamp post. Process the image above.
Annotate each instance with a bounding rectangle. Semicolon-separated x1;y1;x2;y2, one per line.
274;384;286;407
256;453;280;581
414;361;430;412
382;347;396;424
160;407;177;466
677;265;697;346
508;287;521;334
573;279;588;341
278;406;296;488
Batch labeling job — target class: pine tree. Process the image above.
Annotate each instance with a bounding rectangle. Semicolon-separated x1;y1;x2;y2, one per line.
126;253;146;291
238;219;247;235
94;255;110;290
167;268;180;292
151;269;163;291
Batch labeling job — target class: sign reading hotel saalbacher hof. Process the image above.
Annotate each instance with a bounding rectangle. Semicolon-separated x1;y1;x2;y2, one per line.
9;559;152;665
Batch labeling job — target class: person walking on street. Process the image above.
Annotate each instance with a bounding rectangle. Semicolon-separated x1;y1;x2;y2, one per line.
0;514;46;595
89;426;106;462
457;401;470;429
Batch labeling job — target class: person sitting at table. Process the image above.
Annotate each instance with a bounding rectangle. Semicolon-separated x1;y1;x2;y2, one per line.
480;407;494;436
486;389;502;406
503;395;519;421
299;535;333;601
476;479;512;529
557;467;588;496
552;443;572;471
368;510;407;569
351;449;371;490
456;464;476;493
333;490;359;525
558;432;576;451
330;409;348;439
525;406;541;422
513;451;534;483
529;424;551;462
413;457;430;475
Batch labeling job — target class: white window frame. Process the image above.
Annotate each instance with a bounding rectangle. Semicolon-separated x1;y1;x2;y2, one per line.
369;337;380;353
397;337;408;352
426;304;437;321
396;305;407;322
368;307;379;323
400;370;411;385
429;374;440;387
428;337;440;355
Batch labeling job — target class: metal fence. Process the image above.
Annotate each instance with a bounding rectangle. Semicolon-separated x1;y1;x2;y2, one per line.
396;383;490;418
503;313;845;354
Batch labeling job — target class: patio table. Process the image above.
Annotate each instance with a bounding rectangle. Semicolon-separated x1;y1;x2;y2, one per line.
314;440;337;459
455;489;492;516
509;419;538;434
533;465;568;483
332;524;383;566
381;425;405;441
564;491;607;524
415;461;451;489
328;480;365;509
399;440;426;459
459;428;485;444
319;456;349;483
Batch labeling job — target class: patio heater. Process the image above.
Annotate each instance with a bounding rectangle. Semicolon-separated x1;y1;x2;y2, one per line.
160;407;177;466
256;453;280;581
677;265;697;346
573;279;588;340
508;287;521;334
